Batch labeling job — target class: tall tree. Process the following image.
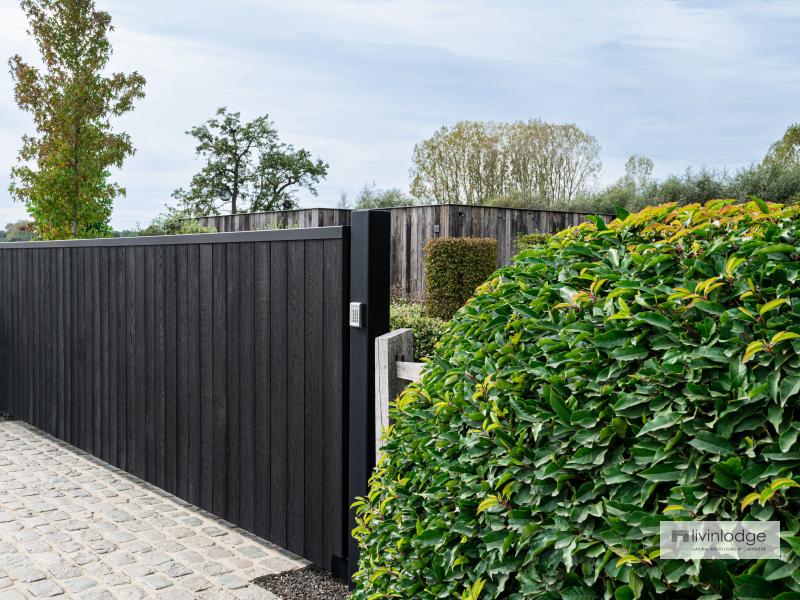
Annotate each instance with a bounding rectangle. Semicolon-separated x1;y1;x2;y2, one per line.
173;107;328;216
410;121;504;205
765;124;800;167
342;181;414;209
410;119;601;207
9;0;146;239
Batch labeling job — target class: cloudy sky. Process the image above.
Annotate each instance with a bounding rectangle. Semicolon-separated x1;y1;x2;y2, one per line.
0;0;798;230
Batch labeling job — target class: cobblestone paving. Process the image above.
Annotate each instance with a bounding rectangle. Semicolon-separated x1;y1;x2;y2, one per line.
0;422;307;599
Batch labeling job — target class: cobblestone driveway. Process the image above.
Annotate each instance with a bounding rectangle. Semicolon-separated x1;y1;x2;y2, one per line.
0;422;306;599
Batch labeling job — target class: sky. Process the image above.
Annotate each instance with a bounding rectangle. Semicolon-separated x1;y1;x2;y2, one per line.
0;0;798;230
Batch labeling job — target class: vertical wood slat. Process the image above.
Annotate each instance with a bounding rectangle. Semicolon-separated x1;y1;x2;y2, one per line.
269;241;288;549
188;244;202;508
176;245;189;501
199;244;214;512
304;241;325;566
253;242;271;541
239;243;255;532
226;243;240;525
164;245;177;495
286;241;305;556
212;243;227;518
0;230;349;573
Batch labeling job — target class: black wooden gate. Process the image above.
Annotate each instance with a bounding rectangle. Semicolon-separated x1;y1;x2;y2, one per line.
0;214;390;578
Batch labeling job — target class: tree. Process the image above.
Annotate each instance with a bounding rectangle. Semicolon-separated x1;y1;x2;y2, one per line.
410;121;504;205
764;124;800;167
410;120;601;207
622;154;654;195
353;182;413;209
173;107;328;216
136;207;215;236
9;0;146;239
0;220;35;242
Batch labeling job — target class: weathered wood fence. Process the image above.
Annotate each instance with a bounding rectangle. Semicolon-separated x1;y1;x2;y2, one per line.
0;216;392;581
193;204;613;301
374;328;424;461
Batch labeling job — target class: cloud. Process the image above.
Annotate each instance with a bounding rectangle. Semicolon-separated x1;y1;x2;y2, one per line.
0;0;798;229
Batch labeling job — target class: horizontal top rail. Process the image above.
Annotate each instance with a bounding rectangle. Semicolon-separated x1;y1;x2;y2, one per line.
0;226;347;249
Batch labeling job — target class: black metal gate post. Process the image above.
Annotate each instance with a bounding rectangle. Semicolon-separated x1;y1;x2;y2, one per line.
347;210;391;584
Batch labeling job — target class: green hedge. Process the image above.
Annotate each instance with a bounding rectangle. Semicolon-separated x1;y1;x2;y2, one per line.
354;200;800;599
390;302;447;361
516;232;551;253
424;237;498;320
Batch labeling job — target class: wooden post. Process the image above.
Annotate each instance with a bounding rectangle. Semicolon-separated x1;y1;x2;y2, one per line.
374;329;413;462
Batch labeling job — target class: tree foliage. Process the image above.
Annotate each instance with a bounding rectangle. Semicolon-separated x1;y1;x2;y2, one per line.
340;181;414;209
410;120;601;207
135;207;215;236
354;200;800;599
173;107;328;216
765;124;800;167
591;160;800;216
0;220;35;242
8;0;146;239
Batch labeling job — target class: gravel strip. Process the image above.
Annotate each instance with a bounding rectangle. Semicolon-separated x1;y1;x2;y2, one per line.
254;566;350;599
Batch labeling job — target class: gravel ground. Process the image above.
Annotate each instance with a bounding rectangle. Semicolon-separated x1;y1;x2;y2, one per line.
0;411;14;421
254;566;350;599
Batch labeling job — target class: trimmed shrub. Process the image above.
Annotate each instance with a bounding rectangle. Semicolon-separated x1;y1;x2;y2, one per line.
515;232;551;253
424;237;498;320
390;302;447;361
354;200;800;599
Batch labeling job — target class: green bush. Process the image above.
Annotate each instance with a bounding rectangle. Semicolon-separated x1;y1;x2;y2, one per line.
390;302;447;361
137;208;215;236
515;232;551;253
354;200;800;599
424;237;498;320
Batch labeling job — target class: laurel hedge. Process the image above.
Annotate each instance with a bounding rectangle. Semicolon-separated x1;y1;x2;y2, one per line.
424;237;498;320
353;200;800;599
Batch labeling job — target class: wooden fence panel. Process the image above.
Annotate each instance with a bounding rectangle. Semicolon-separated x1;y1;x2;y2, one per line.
192;204;612;301
0;228;349;572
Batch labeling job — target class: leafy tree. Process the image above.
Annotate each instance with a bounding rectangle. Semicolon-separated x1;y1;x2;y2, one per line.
410;121;505;205
8;0;146;239
136;207;215;236
765;123;800;167
410;120;601;207
353;182;413;209
622;154;654;195
0;220;35;242
173;107;328;216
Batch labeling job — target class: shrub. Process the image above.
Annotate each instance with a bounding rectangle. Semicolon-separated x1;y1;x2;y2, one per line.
354;200;800;599
515;232;550;253
390;302;447;361
137;208;215;236
424;237;498;320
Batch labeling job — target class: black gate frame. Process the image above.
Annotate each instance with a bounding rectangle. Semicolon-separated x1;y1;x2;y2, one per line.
0;212;393;584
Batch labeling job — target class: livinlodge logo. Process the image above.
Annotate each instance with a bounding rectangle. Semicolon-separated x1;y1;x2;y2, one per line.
660;521;781;560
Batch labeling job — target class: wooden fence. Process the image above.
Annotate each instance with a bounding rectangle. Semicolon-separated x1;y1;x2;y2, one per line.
0;227;362;574
193;204;614;301
374;329;424;461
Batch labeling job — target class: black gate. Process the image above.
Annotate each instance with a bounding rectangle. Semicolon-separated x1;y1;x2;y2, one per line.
0;211;390;578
